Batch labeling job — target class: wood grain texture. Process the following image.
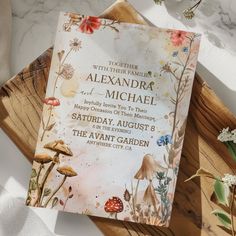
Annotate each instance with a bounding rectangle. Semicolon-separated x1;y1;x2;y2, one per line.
0;1;236;235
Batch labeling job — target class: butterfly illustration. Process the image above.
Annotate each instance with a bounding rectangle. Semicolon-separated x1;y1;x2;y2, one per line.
157;135;172;146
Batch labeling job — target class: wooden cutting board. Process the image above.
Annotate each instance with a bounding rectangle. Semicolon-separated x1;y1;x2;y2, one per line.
0;1;236;235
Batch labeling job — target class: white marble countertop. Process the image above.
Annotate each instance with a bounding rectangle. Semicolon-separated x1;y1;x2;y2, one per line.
1;0;236;235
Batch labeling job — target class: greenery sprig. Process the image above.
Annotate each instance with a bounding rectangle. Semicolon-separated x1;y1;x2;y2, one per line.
186;128;236;236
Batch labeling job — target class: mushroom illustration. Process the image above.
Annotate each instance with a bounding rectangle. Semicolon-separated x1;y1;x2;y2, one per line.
43;165;77;207
32;153;53;206
34;153;53;164
104;196;124;220
134;154;167;181
143;181;159;213
38;140;73;205
133;154;166;214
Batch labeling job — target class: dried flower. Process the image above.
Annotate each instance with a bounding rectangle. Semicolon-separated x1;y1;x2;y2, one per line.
222;174;236;187
161;63;172;73
182;0;203;19
67;13;82;24
69;38;82;51
153;0;165;5
60;64;74;80
183;9;195;19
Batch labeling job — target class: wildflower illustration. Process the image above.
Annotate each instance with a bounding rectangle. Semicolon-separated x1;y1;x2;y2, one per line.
40;38;82;141
27;12;201;226
63;13;119;33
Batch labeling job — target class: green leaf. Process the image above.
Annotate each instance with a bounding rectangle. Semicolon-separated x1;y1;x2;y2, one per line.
29;180;37;191
211;209;231;229
31;169;37;178
51;197;58;209
185;168;216;182
214;179;229;206
226;141;236;162
46;122;56;131
43;188;51;197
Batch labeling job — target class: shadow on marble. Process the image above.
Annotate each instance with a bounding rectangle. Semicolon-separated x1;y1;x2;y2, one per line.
54;211;103;236
163;0;236;54
0;186;54;236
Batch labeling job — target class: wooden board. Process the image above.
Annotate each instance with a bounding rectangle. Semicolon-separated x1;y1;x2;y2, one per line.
0;1;236;235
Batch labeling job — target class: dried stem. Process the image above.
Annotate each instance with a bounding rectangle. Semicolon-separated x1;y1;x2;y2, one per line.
38;153;59;206
44;175;67;208
40;105;52;141
171;36;194;139
63;194;70;211
189;0;202;11
33;164;43;207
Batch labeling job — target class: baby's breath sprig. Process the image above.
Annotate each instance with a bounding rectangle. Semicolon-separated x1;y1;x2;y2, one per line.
183;0;203;19
153;0;203;19
153;0;165;5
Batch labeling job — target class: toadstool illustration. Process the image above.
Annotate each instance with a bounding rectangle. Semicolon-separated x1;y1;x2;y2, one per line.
38;140;73;206
43;165;77;207
33;153;53;206
104;196;124;220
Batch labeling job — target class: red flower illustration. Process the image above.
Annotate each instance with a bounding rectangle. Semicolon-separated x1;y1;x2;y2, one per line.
171;30;187;46
79;16;101;34
43;97;60;106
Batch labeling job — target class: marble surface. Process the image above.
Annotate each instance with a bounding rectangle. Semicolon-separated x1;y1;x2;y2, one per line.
1;0;236;235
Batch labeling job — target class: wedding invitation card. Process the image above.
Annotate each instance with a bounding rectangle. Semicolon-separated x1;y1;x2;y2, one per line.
26;12;200;226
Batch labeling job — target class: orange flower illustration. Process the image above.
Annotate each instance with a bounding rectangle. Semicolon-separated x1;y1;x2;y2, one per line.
79;16;101;34
43;97;60;106
170;30;187;46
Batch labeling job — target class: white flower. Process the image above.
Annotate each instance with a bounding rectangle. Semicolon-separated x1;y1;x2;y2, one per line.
231;129;236;143
222;174;236;187
217;127;232;142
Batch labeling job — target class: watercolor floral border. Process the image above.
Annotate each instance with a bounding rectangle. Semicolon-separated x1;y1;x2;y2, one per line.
27;13;200;227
